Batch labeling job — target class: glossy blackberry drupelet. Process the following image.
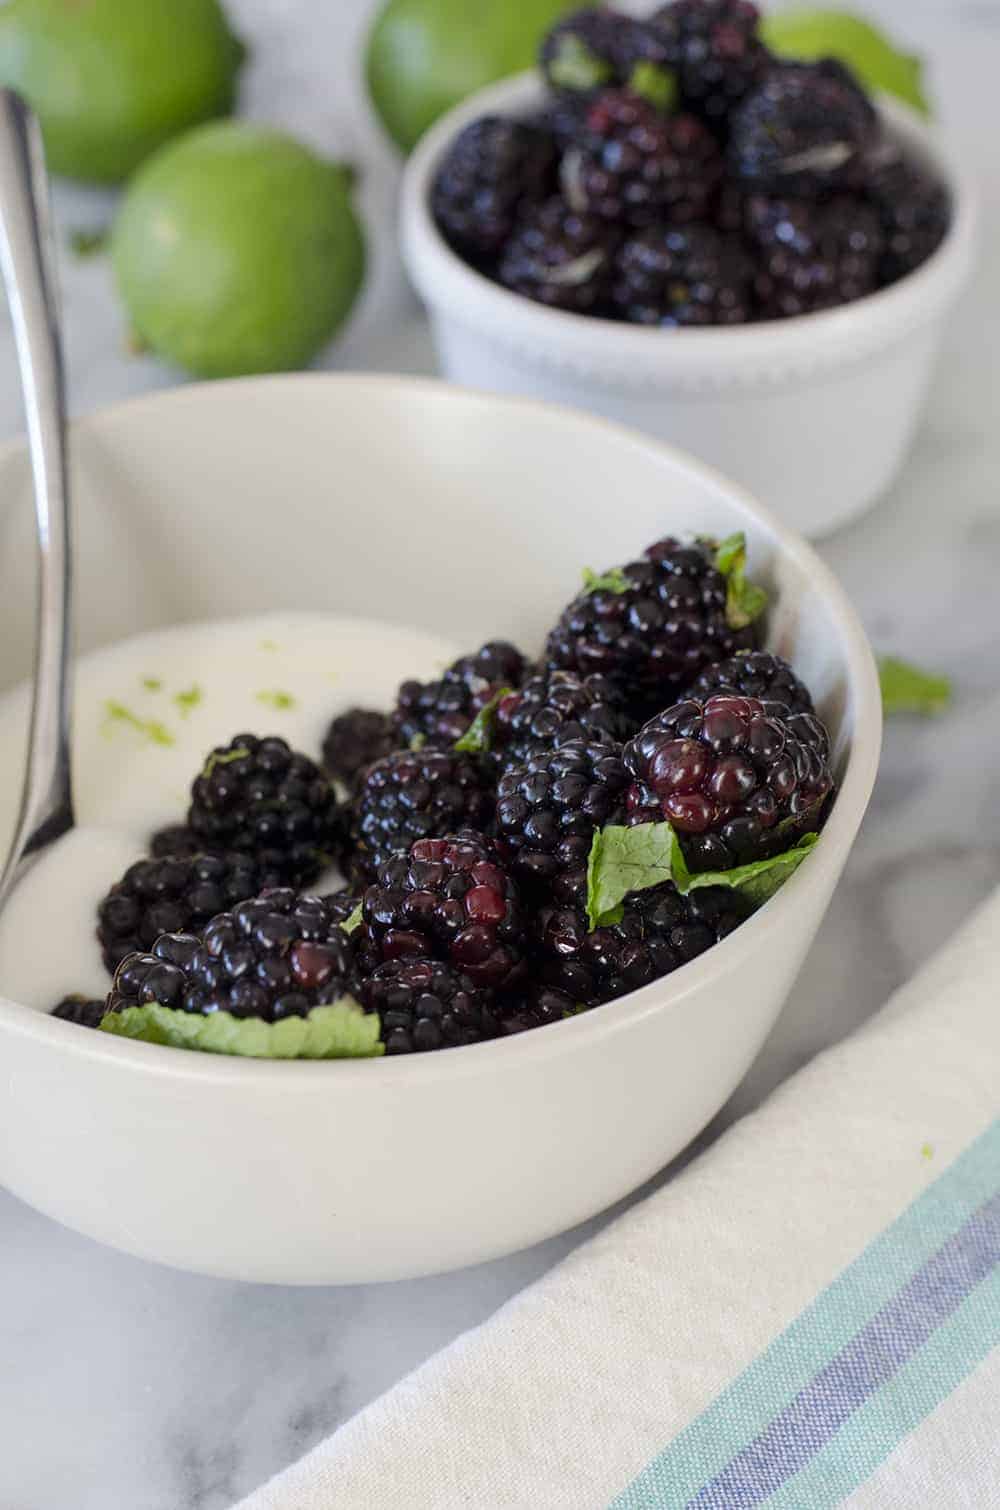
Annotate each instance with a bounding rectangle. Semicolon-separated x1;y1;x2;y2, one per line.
392;641;529;750
362;831;526;990
540;6;639;93
97;851;261;974
746;193;883;317
349;747;493;886
534;881;748;1004
498;197;620;313
545;537;758;710
495;738;629;896
187;734;341;889
864;149;950;286
686;651;814;714
321;888;364;925
493;670;634;773
150;824;212;859
321;707;395;792
729;60;877;196
565;89;723;228
431;117;557;260
51;995;108;1028
360;957;504;1054
649;0;768;125
107;890;362;1022
625;694;834;871
613;222;754;325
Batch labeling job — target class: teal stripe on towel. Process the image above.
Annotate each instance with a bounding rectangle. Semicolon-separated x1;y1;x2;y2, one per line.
610;1118;1000;1510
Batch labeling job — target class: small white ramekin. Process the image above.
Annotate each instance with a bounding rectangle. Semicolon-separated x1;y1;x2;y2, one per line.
402;73;978;537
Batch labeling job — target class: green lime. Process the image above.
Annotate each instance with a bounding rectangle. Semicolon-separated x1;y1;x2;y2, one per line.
366;0;574;154
110;123;365;380
0;0;245;184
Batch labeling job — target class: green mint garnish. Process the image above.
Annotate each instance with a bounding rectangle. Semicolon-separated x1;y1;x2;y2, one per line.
454;686;513;754
201;745;250;780
103;701;174;747
256;689;296;711
761;9;931;118
174;685;203;718
714;532;768;631
548;33;614;91
409;733;428;752
879;656;952;716
628;61;679;112
343;903;364;936
562;1002;591;1019
99;998;383;1058
582;566;630;596
586;820;819;929
69;227;109;258
141;676;163;692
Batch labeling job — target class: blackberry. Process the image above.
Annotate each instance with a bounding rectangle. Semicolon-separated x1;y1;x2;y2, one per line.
321;887;363;926
545;536;758;710
540;7;634;93
363;831;526;989
97;851;261;974
539;94;593;151
107;890;362;1022
51;994;107;1028
649;0;768;125
349;747;492;885
534;881;748;1003
150;824;211;859
612;222;754;325
187;734;341;889
746;193;883;317
495;739;629;896
864;148;950;286
360;957;503;1054
431;117;556;261
624;693;834;870
321;707;395;792
686;651;814;714
499;984;581;1034
392;641;528;750
565;89;723;228
499;197;620;314
494;670;634;773
729;61;877;196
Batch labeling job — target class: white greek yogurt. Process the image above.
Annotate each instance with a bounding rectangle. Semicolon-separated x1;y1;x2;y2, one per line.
0;612;459;1009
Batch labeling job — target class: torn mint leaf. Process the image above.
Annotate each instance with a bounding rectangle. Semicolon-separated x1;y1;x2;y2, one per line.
548;33;614;92
454;687;513;754
582;566;630;596
714;532;768;631
99;998;384;1058
761;9;931;118
343;904;364;936
879;656;952;716
629;61;679;112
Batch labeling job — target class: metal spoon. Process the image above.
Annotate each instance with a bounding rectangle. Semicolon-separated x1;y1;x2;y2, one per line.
0;90;73;912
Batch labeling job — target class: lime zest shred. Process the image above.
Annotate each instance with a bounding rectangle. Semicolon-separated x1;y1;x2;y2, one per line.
256;689;297;711
102;701;174;747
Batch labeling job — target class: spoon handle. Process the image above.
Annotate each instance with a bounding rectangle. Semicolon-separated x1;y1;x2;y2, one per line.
0;90;73;908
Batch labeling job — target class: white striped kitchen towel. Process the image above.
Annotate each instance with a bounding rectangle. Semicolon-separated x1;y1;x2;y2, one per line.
236;888;1000;1510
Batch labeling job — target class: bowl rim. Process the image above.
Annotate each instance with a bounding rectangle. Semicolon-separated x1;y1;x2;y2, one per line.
0;371;883;1082
401;71;979;371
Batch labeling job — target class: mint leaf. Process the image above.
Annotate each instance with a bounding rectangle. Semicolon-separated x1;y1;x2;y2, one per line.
582;566;630;596
879;656;952;716
454;686;513;754
548;33;614;91
342;903;364;935
99;998;384;1058
761;9;931;118
629;61;679;112
409;732;428;752
586;821;819;926
714;532;768;631
201;745;250;779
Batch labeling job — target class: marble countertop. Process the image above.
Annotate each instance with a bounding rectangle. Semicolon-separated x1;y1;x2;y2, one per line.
1;2;998;1507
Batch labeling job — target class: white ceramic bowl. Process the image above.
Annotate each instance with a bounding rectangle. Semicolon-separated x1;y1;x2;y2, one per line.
0;375;881;1283
402;74;977;538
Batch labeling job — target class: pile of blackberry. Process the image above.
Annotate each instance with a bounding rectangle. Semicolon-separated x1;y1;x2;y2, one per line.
60;532;840;1058
430;1;950;325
